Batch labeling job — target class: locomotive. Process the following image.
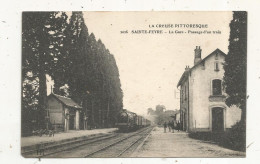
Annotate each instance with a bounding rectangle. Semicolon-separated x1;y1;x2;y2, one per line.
115;109;151;132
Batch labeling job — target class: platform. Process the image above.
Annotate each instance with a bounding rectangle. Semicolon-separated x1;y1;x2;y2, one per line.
21;128;117;148
132;126;245;157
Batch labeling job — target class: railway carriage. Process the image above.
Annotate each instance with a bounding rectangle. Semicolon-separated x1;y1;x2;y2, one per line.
144;119;151;126
136;115;143;128
141;117;146;127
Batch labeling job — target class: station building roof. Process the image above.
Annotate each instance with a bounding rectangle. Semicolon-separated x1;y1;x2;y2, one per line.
177;48;226;87
49;93;82;109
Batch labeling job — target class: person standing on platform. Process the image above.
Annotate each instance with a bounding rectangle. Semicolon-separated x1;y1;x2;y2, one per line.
168;121;171;132
177;121;181;132
171;120;175;133
163;121;167;133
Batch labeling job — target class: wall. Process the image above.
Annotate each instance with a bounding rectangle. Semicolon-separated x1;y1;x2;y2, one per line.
64;107;69;131
46;96;63;125
180;77;189;131
75;110;80;130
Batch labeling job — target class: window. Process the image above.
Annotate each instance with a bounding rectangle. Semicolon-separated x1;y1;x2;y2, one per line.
181;89;184;103
212;79;222;95
215;53;219;60
46;110;50;119
184;86;187;100
201;61;205;70
214;62;219;71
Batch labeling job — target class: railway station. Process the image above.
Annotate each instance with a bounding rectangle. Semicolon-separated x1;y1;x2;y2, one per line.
21;46;245;158
21;45;245;158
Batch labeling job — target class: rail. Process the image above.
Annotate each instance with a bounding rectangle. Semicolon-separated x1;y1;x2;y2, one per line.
84;126;153;157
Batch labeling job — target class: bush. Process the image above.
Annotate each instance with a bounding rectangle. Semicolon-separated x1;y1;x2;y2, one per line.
219;121;246;152
188;121;246;152
189;132;213;141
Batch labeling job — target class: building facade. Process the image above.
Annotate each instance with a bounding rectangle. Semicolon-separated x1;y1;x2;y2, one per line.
46;94;83;132
177;46;241;132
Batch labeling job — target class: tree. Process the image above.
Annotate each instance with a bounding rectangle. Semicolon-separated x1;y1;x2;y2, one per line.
58;12;92;129
22;12;68;129
155;105;166;115
22;12;124;131
107;53;123;126
147;105;167;125
223;11;247;125
65;12;89;103
55;12;124;128
22;73;39;136
147;108;155;115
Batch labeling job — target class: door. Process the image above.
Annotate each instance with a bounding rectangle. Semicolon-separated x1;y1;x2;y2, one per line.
69;114;75;130
212;107;224;132
79;113;85;130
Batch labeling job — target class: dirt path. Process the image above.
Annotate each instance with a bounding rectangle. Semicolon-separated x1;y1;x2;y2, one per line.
133;126;245;157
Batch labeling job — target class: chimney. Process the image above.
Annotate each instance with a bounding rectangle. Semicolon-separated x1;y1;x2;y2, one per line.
185;65;190;71
194;46;202;65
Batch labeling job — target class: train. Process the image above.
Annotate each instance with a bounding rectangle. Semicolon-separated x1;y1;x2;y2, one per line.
115;109;151;132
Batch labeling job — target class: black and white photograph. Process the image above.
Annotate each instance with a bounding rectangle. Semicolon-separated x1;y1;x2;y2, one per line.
20;11;247;158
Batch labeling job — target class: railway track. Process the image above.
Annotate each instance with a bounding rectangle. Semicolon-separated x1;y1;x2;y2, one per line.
85;126;154;158
24;133;119;158
116;127;152;157
43;126;153;158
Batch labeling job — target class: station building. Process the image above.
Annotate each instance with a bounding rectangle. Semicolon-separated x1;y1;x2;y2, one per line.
177;46;241;132
46;93;83;132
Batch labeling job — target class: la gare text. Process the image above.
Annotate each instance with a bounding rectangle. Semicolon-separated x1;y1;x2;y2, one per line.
120;30;221;35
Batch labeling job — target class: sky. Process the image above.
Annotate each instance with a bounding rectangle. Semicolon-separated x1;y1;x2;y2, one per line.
80;12;233;115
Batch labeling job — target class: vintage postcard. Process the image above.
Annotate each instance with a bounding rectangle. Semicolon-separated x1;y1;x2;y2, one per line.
21;11;246;158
